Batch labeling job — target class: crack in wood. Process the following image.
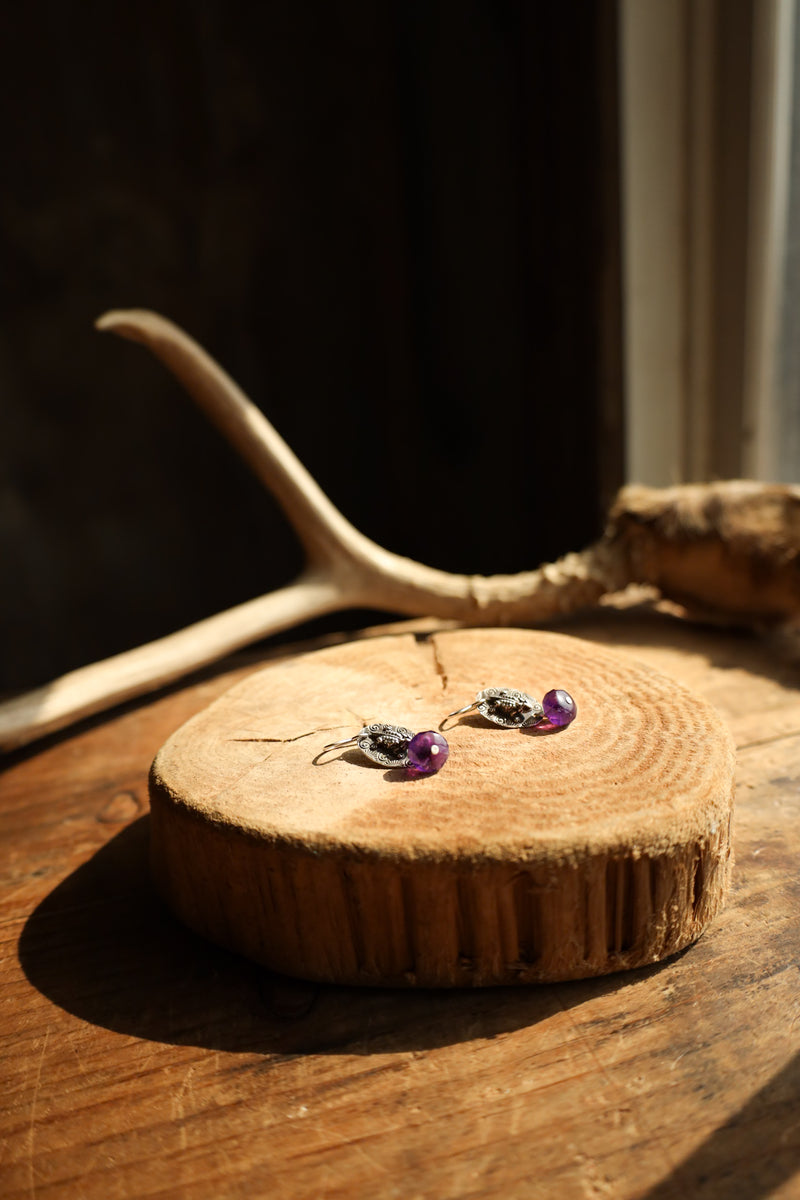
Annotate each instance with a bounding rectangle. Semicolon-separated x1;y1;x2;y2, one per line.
428;635;448;693
229;727;338;744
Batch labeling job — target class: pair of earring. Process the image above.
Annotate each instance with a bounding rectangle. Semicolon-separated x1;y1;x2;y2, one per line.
320;685;576;776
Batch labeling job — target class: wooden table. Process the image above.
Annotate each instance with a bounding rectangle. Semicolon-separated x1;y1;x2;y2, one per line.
3;608;800;1199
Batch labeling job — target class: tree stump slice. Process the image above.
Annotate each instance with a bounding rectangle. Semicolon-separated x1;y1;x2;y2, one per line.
149;628;735;986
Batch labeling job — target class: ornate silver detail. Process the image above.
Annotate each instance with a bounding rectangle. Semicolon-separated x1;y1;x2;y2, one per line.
356;723;414;767
475;687;544;728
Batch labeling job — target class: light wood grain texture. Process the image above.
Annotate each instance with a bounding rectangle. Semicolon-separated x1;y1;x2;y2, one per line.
150;629;735;986
3;608;800;1199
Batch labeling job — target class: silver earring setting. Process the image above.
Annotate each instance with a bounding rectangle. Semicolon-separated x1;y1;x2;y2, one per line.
442;686;576;731
320;723;449;774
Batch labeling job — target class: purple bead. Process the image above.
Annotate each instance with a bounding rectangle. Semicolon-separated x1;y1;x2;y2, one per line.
407;730;449;774
542;689;576;727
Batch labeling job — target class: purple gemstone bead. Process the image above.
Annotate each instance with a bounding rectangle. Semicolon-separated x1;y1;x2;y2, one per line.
542;689;576;727
407;730;449;774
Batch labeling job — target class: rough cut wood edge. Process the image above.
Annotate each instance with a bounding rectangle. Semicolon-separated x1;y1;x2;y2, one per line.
147;628;735;987
149;803;732;986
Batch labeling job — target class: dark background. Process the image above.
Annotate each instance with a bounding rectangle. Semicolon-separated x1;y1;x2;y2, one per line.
0;1;622;693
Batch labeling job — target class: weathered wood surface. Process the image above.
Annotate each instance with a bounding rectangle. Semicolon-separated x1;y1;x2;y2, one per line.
3;607;800;1199
150;628;734;987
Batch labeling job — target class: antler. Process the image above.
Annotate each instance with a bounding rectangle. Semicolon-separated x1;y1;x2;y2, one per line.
3;310;799;754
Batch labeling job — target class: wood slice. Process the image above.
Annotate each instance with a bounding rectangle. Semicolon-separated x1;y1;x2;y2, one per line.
148;628;735;986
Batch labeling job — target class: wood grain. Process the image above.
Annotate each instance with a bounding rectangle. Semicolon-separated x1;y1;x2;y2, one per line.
150;628;735;986
3;609;800;1199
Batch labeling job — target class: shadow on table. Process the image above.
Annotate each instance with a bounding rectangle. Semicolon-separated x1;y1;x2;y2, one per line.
641;1049;800;1200
21;814;643;1057
20;815;800;1198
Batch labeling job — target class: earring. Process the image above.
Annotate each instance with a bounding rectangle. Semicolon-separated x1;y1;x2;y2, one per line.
320;723;449;774
442;686;576;731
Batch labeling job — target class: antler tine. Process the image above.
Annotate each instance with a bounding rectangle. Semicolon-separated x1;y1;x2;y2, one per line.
95;311;620;621
0;311;624;753
95;309;367;566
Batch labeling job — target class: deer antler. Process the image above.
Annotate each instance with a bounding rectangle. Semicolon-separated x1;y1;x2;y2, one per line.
3;310;800;754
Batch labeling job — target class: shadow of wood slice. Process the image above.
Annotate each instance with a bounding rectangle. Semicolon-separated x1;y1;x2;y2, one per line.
149;628;735;986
